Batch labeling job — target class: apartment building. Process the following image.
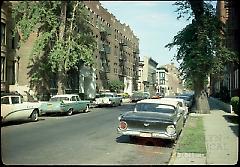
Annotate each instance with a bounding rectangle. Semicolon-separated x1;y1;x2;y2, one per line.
1;1;16;94
1;1;140;99
82;1;140;95
211;1;239;98
156;66;169;96
164;63;183;96
138;56;158;96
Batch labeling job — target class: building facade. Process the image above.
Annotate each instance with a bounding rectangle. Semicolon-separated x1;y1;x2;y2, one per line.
164;63;183;96
211;1;239;99
82;1;140;95
1;1;140;100
138;56;158;96
156;66;169;96
1;1;16;94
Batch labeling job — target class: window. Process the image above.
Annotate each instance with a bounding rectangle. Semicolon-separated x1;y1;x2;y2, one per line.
11;97;20;104
11;30;15;49
76;96;80;101
70;96;76;101
1;22;6;45
1;97;10;104
1;56;5;81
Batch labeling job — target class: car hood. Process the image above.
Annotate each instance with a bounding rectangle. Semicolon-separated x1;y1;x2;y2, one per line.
122;111;174;123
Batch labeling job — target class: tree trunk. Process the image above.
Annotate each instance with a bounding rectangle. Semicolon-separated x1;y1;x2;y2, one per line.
194;77;210;114
57;1;67;94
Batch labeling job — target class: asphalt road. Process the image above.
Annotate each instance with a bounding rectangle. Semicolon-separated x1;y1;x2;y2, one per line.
1;103;175;165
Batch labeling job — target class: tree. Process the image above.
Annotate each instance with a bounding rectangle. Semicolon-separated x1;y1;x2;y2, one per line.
166;0;237;113
12;1;96;96
108;80;124;93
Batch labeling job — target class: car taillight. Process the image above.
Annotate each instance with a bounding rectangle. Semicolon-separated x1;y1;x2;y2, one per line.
119;121;127;130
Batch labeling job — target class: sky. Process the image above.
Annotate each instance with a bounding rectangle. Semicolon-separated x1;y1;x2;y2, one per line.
100;1;217;67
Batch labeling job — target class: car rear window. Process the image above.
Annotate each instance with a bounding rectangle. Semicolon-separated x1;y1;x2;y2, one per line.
135;103;175;114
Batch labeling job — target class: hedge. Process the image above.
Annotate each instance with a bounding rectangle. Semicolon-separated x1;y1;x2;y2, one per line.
231;96;239;115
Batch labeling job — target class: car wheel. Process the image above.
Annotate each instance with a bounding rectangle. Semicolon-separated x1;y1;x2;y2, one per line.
30;109;39;122
84;105;89;113
67;109;73;116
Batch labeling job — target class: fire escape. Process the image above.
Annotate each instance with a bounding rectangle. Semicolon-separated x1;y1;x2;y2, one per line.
118;39;128;83
133;48;140;91
99;26;111;90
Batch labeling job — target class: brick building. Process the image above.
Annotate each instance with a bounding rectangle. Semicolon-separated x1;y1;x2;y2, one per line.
211;1;239;99
1;1;16;94
1;1;140;99
82;1;140;94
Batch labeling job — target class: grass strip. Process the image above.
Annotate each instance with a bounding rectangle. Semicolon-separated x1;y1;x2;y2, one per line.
177;116;207;154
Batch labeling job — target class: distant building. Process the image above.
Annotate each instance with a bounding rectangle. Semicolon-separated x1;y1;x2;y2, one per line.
164;63;183;96
138;56;158;96
156;66;169;96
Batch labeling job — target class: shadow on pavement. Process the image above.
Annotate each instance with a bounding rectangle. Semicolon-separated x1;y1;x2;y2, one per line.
229;125;239;137
116;135;175;148
223;114;239;137
208;98;223;110
1;119;44;127
223;114;239;124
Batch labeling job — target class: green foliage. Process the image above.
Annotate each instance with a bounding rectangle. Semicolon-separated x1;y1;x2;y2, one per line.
167;1;237;85
12;1;96;93
108;80;124;93
231;96;239;115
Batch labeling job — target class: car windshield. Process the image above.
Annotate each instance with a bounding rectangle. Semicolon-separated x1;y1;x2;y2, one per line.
50;97;70;101
135;103;175;114
99;94;113;97
176;96;190;101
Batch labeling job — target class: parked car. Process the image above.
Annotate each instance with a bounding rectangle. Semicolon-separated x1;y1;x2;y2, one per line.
40;94;90;116
131;91;150;102
117;99;184;141
176;95;193;109
160;97;189;123
94;92;122;107
151;92;164;99
1;95;41;123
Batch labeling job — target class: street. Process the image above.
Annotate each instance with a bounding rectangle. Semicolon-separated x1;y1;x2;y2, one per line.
1;103;174;165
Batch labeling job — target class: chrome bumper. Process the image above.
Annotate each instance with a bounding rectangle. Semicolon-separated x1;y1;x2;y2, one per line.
117;128;177;140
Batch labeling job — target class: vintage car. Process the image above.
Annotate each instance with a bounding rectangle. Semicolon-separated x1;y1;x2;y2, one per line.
151;92;164;99
131;91;150;102
1;95;41;123
117;99;184;141
176;95;193;109
94;92;122;107
40;94;90;116
160;97;189;123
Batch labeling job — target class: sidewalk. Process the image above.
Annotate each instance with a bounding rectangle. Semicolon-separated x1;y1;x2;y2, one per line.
169;97;238;165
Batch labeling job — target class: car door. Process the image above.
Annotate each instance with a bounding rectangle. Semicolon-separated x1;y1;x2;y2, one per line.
175;106;184;134
76;95;86;111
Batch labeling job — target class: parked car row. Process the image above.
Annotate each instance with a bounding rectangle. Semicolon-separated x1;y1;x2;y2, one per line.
1;94;91;123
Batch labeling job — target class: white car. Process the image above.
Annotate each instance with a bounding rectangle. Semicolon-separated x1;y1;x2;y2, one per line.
1;95;41;123
160;97;189;123
94;92;122;107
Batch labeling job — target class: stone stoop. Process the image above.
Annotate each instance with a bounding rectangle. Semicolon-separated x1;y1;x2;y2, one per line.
9;84;37;101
